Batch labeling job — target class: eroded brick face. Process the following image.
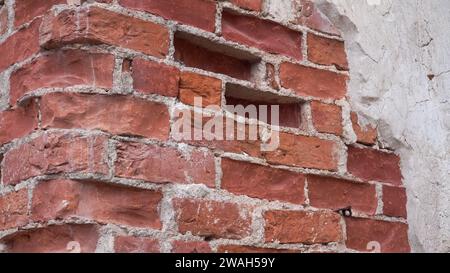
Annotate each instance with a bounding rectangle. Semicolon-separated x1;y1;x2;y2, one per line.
0;0;409;253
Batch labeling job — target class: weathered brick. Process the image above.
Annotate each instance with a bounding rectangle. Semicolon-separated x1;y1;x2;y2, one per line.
132;59;180;97
179;72;222;107
115;141;215;187
308;33;348;70
310;101;343;135
383;186;407;218
10;50;114;104
221;158;306;204
172;241;212;253
264;210;342;244
0;5;7;36
222;10;303;60
218;245;297;253
119;0;216;32
347;146;402;186
0;189;28;231
264;132;338;171
230;0;262;11
32;179;163;229
0;224;99;253
173;199;252;240
265;63;280;90
14;0;65;27
280;62;348;100
174;36;253;81
2;133;109;185
0;19;40;72
345;218;410;253
296;0;341;36
41;93;170;141
41;7;169;57
115;236;160;253
307;175;377;215
0;101;38;145
351;112;377;145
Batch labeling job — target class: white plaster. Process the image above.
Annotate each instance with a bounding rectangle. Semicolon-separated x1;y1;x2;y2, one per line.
315;0;450;252
265;0;450;252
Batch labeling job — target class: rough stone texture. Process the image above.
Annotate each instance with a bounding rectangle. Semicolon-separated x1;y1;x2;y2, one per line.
221;158;305;204
312;0;450;252
173;199;253;240
41;93;170;140
32;180;163;229
264;210;342;244
0;224;99;253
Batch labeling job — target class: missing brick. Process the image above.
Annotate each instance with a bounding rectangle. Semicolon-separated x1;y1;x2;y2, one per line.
174;32;261;81
225;83;303;128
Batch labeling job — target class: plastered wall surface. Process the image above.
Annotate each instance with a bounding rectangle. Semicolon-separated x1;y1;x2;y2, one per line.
311;0;450;252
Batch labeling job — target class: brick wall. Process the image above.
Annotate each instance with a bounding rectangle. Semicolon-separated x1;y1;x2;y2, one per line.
0;0;409;253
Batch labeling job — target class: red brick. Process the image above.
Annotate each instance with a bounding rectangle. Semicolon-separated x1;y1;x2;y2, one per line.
265;63;280;90
0;189;28;231
115;141;215;187
347;146;402;186
10;50;114;104
351;112;377;145
0;19;40;72
264;210;342;244
40;93;170;141
230;0;262;11
0;5;7;36
307;175;377;215
280;62;348;100
296;0;341;36
174;37;253;81
1;224;99;253
2;132;109;185
119;0;216;32
172;241;211;253
383;186;407;218
222;10;303;60
310;101;343;135
173;199;252;239
180;72;222;107
14;0;64;27
308;33;348;70
345;218;410;253
132;59;180;97
115;236;160;253
32;179;162;229
0;101;38;145
41;7;169;57
218;245;297;253
264;132;338;171
221;158;305;204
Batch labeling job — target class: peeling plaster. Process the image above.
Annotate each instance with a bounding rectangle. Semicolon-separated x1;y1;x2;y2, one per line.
314;0;450;252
